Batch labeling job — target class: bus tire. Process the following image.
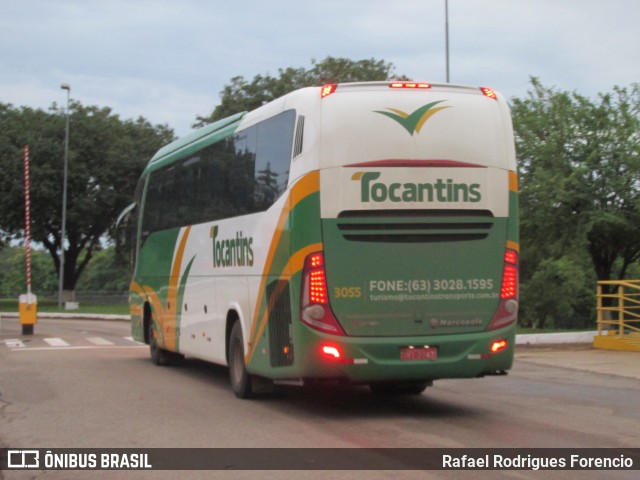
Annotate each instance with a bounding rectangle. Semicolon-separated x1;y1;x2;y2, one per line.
229;321;253;399
369;381;430;396
149;320;173;366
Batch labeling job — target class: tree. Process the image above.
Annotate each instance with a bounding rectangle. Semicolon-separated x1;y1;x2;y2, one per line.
0;102;174;298
512;78;640;326
196;56;408;125
519;256;593;329
75;247;130;292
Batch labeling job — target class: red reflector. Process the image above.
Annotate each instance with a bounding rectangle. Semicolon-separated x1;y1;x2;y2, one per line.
321;344;342;360
390;82;432;89
480;87;498;99
320;84;337;98
490;339;508;353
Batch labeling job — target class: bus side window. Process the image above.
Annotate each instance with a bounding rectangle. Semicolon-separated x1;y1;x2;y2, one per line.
138;109;297;236
253;110;295;210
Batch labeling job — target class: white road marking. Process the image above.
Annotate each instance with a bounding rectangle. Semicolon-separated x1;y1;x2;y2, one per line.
87;337;114;346
11;345;142;352
11;345;146;352
44;338;70;347
4;336;146;351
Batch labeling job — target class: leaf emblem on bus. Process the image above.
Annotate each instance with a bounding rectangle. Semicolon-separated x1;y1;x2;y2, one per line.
374;100;450;136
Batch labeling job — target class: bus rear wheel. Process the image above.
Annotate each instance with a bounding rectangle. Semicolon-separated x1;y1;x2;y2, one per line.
229;321;253;399
149;321;175;366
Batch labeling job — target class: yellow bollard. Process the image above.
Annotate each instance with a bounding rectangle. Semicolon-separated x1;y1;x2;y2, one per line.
19;294;37;335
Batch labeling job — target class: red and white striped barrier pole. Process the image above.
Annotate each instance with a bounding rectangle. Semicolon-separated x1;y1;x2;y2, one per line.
20;145;37;335
24;145;32;299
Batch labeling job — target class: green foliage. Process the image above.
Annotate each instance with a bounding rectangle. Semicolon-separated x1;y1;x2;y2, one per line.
75;247;130;292
0;245;129;297
519;256;594;329
512;78;640;328
0;102;174;292
196;56;408;125
0;246;58;296
0;297;129;314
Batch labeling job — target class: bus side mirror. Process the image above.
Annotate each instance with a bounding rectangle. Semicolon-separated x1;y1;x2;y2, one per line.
115;203;137;274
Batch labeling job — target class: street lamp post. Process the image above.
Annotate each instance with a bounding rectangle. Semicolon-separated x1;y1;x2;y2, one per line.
445;0;450;83
58;83;70;309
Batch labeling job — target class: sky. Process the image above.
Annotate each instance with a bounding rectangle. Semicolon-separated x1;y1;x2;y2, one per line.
1;0;639;137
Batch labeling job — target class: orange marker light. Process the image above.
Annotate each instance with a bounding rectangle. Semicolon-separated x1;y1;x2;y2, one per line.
321;84;338;98
390;82;431;89
480;87;498;99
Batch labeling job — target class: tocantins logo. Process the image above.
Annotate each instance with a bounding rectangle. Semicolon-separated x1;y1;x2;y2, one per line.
210;225;254;268
374;101;450;135
351;171;481;204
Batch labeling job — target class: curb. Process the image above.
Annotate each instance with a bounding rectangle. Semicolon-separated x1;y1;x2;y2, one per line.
1;312;598;346
0;312;129;322
515;331;597;346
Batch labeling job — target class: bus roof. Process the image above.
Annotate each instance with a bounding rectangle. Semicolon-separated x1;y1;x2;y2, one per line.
318;81;501;97
141;81;511;176
144;111;246;174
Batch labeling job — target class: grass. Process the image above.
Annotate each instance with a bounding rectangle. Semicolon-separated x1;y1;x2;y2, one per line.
2;297;595;331
0;298;129;315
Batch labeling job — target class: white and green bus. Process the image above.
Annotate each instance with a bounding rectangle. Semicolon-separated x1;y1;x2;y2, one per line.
119;81;519;398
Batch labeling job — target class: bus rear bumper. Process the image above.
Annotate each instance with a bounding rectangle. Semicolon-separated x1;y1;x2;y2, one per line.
288;326;516;384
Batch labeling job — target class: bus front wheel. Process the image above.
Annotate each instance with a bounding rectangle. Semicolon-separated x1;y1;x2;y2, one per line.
229;321;253;399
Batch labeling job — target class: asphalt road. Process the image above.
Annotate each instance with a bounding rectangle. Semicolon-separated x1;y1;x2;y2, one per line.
1;317;639;480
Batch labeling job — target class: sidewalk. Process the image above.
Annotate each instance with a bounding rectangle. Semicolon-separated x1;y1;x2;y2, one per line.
515;330;598;346
515;344;640;380
516;331;639;381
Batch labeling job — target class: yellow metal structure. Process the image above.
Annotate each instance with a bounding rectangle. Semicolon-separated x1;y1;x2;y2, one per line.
18;293;38;335
594;280;640;352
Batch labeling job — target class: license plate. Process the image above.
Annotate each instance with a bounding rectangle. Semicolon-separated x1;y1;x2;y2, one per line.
400;346;438;361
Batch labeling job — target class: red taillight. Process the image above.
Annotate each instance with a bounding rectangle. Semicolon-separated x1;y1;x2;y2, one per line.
488;248;519;330
500;250;518;299
320;84;337;98
301;252;345;335
307;253;328;304
480;87;498;100
500;265;518;299
390;82;432;89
